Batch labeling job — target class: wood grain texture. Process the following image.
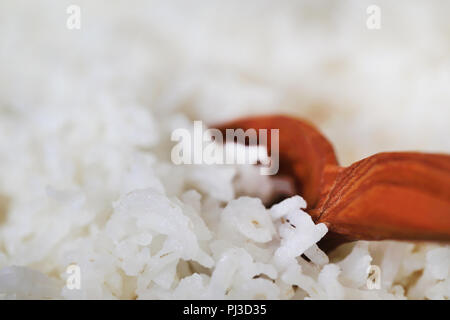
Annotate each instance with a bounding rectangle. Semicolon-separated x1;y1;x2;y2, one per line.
315;152;450;241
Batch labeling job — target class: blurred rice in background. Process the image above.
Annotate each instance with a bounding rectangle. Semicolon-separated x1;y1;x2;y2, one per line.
1;0;449;164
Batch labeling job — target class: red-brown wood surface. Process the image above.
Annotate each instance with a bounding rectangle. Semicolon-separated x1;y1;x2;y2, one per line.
314;152;450;241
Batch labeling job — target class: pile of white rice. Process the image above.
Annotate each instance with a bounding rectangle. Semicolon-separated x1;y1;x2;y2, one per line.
0;0;449;299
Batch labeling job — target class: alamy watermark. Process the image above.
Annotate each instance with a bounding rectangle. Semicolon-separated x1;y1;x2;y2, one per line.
66;5;81;30
366;5;381;30
171;121;279;175
65;264;81;290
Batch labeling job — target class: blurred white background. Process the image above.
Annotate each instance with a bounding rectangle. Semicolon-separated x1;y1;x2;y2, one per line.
1;0;449;165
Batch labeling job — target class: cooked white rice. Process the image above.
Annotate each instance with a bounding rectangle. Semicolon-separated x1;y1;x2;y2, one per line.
0;0;449;299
